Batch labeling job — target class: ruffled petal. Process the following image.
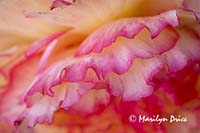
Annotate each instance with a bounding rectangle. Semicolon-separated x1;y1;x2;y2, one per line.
0;51;68;127
20;27;200;127
162;29;200;72
28;67;200;132
0;55;40;126
66;28;178;78
108;58;162;101
60;82;95;110
17;85;65;128
76;10;180;56
108;28;200;101
0;53;86;127
1;0;199;131
23;60;67;97
23;27;178;99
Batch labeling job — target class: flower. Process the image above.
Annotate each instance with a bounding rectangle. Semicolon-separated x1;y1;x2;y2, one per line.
0;0;200;132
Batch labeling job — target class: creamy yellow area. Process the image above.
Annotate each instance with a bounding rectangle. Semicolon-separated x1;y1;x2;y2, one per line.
0;0;184;55
48;0;183;34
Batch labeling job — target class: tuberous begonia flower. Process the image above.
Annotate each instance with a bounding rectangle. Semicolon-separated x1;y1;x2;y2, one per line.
0;0;200;132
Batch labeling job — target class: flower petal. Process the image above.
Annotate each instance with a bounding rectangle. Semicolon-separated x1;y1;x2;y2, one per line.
25;31;66;57
0;52;85;127
0;55;40;126
108;28;200;101
108;58;162;101
24;27;178;99
17;85;65;128
163;29;200;72
76;10;180;56
76;7;200;56
51;0;73;10
22;26;200;105
60;82;95;110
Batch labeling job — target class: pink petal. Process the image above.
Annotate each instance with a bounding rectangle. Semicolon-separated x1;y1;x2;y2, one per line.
60;82;95;110
17;87;65;128
24;28;178;99
24;61;67;98
22;26;200;105
108;28;200;101
1;0;200;130
20;28;200;125
25;31;66;57
80;28;178;77
163;29;200;72
36;40;57;73
76;10;179;56
108;58;163;101
76;7;200;57
0;55;40;126
0;54;66;127
51;0;73;10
